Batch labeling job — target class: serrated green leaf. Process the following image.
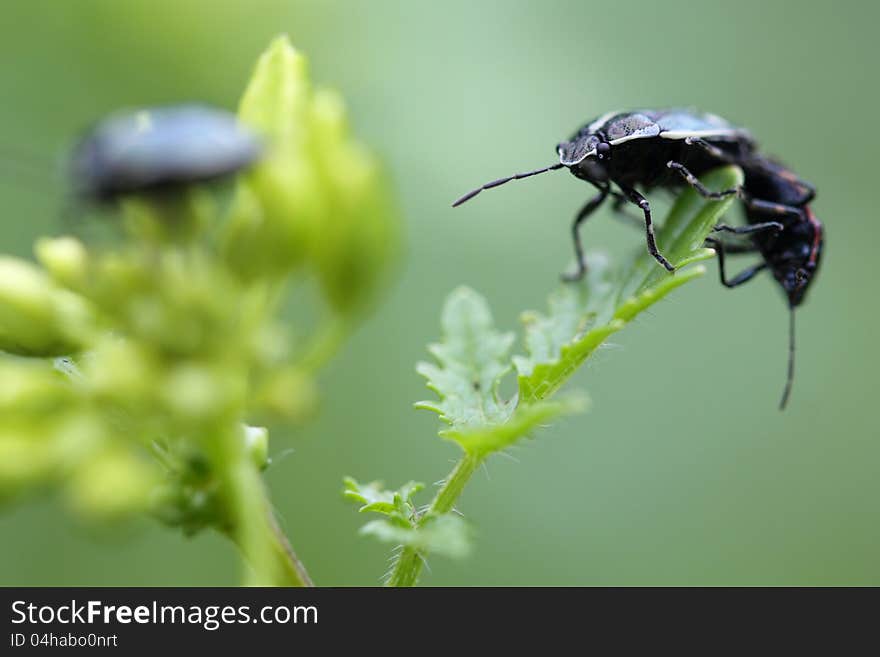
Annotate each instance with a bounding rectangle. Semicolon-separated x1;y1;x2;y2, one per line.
513;253;615;380
441;392;588;456
342;477;424;516
342;477;394;512
618;165;743;301
516;166;743;404
360;513;471;559
415;286;515;429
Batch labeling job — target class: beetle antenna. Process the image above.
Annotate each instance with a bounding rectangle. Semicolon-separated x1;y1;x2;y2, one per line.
779;306;796;410
452;163;564;207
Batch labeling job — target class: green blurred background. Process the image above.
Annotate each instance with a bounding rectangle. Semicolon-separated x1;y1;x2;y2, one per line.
0;0;876;585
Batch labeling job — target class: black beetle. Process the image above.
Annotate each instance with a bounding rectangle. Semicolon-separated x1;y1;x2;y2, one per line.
662;133;824;408
453;109;778;279
703;153;823;408
70;104;262;203
453;108;824;408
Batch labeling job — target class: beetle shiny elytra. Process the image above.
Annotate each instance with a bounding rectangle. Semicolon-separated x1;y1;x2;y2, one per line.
70;104;262;203
453;109;763;279
453;108;824;408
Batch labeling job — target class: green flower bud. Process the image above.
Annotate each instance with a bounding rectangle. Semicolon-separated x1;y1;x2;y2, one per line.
223;34;400;315
308;90;401;316
0;411;102;500
224;35;323;277
84;338;158;402
0;360;73;413
252;366;318;422
243;424;269;470
66;447;159;518
35;237;88;289
0;257;92;357
162;363;244;421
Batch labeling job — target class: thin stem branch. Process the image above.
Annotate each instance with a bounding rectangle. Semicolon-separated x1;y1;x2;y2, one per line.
266;503;313;586
214;426;313;587
386;452;482;587
431;452;482;514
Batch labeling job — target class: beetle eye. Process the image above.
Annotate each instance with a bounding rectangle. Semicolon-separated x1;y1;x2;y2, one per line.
596;142;611;160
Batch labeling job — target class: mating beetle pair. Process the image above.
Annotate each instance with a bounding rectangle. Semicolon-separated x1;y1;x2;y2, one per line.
453;109;824;409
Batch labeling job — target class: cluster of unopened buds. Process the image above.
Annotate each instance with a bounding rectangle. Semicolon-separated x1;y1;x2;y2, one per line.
0;36;399;584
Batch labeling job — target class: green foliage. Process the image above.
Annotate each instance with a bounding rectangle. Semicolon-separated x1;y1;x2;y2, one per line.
0;256;93;356
346;165;743;586
361;514;470;560
414;286;516;430
413;286;587;455
225;36;400;317
0;36;400;586
343;477;470;559
343;477;424;515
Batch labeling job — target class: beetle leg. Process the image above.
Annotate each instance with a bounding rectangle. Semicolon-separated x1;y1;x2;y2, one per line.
705;237;767;287
609;192;644;228
686;137;816;203
704;238;757;255
670;159;806;222
683;136;741;163
667;163;798;228
713;221;783;235
617;183;675;272
667;161;739;199
561;186;610;281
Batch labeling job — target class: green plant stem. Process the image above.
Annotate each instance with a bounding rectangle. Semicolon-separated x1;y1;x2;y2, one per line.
265;497;314;586
222;467;313;586
211;424;312;587
432;452;481;514
387;452;481;587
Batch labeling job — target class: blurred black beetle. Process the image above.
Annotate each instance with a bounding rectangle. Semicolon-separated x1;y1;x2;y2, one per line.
70;104;262;203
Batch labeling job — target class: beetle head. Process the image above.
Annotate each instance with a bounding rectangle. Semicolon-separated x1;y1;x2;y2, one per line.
773;216;822;410
777;263;814;307
769;213;823;307
557;135;609;183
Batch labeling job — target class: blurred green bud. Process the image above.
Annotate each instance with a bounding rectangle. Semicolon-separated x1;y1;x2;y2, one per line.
0;411;103;501
85;337;158;402
252;366;318;422
308;90;401;316
120;190;217;244
0;360;73;413
35;236;89;289
249;321;292;368
0;428;56;496
223;34;401;316
162;363;245;421
243;424;269;470
0;256;92;357
0;34;404;570
151;472;225;536
224;35;323;277
72;246;249;359
66;447;159;519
